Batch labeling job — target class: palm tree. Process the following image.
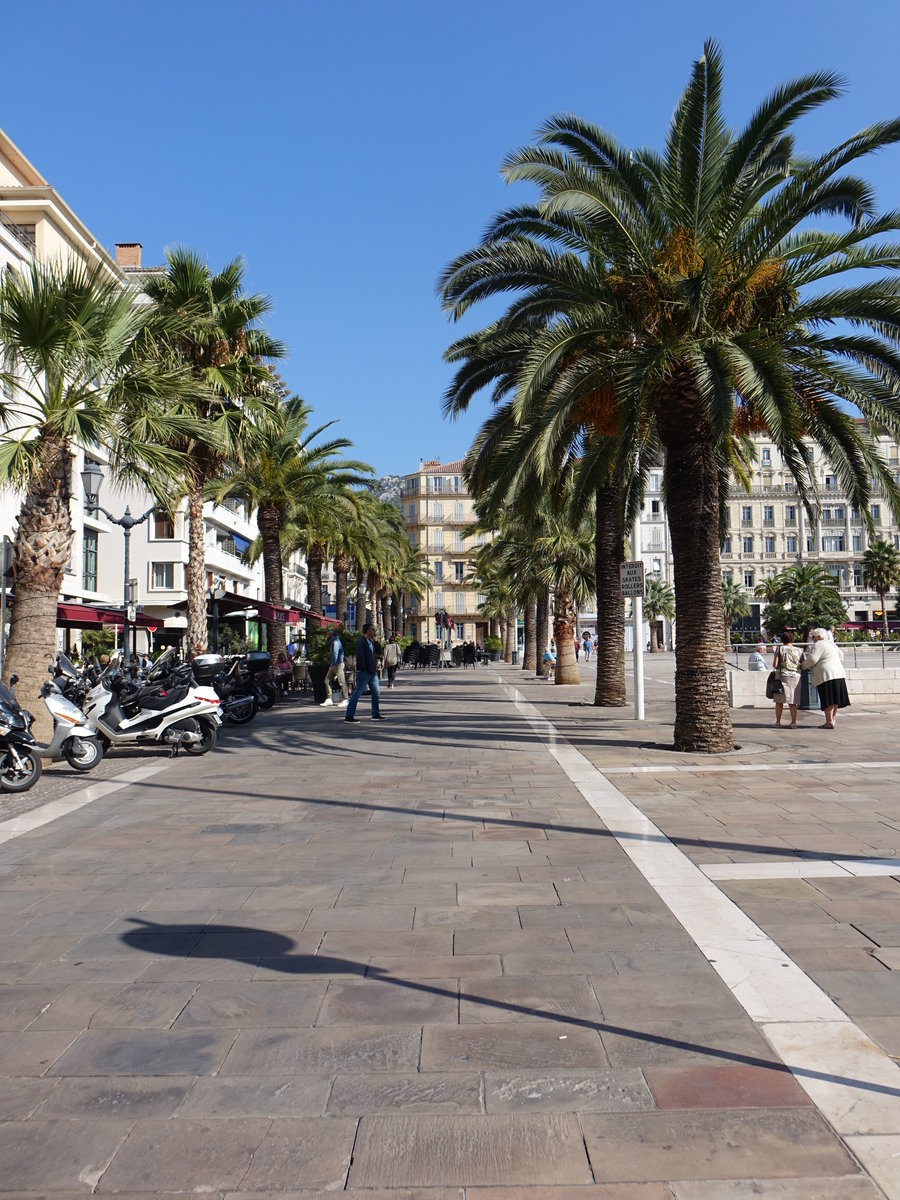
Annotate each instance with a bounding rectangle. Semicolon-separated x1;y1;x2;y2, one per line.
211;393;371;653
862;539;900;641
643;578;676;651
0;260;190;715
722;577;751;650
439;42;900;751
143;248;284;656
760;563;846;640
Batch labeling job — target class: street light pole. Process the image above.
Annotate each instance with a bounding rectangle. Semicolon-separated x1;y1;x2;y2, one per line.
81;463;154;666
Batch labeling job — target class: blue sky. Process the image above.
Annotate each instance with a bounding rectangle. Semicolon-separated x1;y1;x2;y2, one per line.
4;0;900;475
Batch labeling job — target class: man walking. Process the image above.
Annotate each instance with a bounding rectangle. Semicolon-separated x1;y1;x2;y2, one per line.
345;623;383;722
322;628;348;707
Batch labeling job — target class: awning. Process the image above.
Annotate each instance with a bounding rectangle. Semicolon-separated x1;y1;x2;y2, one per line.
257;601;300;625
56;602;158;631
285;602;340;627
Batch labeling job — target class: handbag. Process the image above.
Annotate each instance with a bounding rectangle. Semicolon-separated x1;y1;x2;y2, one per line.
765;670;781;699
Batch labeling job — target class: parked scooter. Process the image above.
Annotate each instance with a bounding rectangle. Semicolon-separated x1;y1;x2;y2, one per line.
0;675;42;792
191;654;258;725
81;651;222;755
34;665;104;771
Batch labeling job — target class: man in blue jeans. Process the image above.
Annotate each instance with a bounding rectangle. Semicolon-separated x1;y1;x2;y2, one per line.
344;622;383;722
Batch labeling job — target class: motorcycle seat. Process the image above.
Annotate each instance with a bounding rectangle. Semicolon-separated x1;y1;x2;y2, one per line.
133;685;191;710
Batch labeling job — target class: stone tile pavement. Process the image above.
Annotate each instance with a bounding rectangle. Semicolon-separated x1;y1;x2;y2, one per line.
0;657;897;1196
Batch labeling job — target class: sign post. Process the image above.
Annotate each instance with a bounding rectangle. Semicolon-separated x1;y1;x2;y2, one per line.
621;542;646;722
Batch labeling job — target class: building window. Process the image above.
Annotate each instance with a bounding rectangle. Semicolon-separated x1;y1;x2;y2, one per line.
822;535;845;552
785;505;796;525
454;561;464;582
786;535;797;554
453;532;464;551
476;593;487;606
763;505;774;526
854;566;863;588
742;536;753;553
741;505;752;524
852;533;862;551
432;501;443;521
872;505;881;522
806;536;815;552
82;529;98;591
761;447;771;465
454;502;464;521
722;536;732;554
454;592;465;613
455;622;464;640
433;529;443;549
651;472;662;490
650;498;661;515
151;562;174;590
825;474;837;492
430;476;443;494
152;510;175;539
476;532;486;545
433;561;443;582
744;570;755;588
764;535;775;553
434;591;444;609
407;504;415;520
450;476;461;494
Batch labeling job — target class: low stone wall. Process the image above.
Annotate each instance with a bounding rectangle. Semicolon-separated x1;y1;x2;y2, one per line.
729;666;900;708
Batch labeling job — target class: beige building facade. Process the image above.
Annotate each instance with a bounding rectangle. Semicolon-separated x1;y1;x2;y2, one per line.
401;458;490;644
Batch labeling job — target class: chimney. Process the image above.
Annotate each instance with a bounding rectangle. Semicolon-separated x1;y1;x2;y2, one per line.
115;242;142;268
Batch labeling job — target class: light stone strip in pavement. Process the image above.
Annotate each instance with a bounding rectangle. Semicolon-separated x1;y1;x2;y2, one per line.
499;671;900;1200
0;761;172;845
703;860;900;881
603;761;900;774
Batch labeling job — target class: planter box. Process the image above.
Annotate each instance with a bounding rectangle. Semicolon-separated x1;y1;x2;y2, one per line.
308;663;329;704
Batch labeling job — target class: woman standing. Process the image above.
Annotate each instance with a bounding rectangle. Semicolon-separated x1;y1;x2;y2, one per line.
800;628;850;729
383;634;402;689
772;630;802;728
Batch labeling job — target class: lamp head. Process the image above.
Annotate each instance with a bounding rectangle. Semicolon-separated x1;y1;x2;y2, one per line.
80;461;104;503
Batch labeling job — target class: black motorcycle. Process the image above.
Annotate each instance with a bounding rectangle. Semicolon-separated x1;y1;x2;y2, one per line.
0;675;42;792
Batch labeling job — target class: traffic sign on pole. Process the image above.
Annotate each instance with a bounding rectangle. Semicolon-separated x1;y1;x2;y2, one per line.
620;560;645;598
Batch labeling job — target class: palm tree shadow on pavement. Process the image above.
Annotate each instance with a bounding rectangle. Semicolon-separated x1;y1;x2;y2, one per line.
121;917;900;1099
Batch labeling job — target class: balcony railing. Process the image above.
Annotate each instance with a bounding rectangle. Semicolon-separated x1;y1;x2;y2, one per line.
0;212;36;253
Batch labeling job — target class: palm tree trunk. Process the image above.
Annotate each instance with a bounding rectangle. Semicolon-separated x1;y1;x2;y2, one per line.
536;589;550;677
381;591;392;639
499;612;508;660
258;503;286;656
881;591;889;642
306;543;325;616
334;553;350;624
503;604;515;662
354;561;364;630
2;435;72;740
594;480;627;705
523;596;537;671
553;585;579;684
658;391;733;752
186;475;208;658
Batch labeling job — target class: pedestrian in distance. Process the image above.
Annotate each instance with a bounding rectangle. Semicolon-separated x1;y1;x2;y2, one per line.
583;631;593;662
800;628;850;729
383;633;402;689
574;636;580;662
322;629;348;707
345;623;383;722
771;629;802;728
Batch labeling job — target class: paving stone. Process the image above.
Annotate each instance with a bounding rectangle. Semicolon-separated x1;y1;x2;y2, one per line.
670;1179;881;1198
0;1117;131;1191
456;883;559;906
349;1113;593;1187
0;1076;58;1118
371;954;501;978
421;1022;606;1070
221;1026;421;1074
0;1030;77;1074
413;906;523;929
459;975;602;1024
178;1073;330;1117
87;982;199;1028
37;1075;194;1118
327;1071;482;1114
484;1068;653;1113
592;973;742;1021
581;1110;857;1182
235;1116;358;1190
500;951;617;976
96;1116;271;1192
600;1016;776;1069
46;1029;236;1076
0;983;64;1030
320;930;452;958
318;977;459;1024
453;929;572;955
467;1189;674;1200
813;969;900;1016
172;979;327;1027
645;1064;812;1109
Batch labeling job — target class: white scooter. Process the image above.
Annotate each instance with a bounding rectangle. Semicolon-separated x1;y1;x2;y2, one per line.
82;652;222;755
34;674;104;772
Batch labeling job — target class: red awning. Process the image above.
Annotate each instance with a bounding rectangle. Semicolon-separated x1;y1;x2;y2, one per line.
285;603;340;627
56;602;157;631
257;601;300;625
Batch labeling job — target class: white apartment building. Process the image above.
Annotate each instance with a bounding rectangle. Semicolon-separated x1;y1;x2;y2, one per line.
0;126;304;654
638;433;900;639
401;458;491;644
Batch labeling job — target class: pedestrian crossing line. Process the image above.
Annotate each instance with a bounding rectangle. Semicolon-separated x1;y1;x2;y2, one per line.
500;676;900;1198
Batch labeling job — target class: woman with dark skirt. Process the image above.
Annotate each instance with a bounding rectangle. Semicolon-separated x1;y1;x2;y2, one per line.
800;628;850;729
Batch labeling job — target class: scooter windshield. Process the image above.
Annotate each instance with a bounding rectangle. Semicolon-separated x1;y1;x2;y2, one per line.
0;681;19;708
56;653;78;678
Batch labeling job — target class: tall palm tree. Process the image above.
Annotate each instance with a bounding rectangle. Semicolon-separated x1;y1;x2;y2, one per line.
0;260;190;714
722;577;751;650
439;42;900;751
211;393;371;653
143;248;284;656
862;539;900;641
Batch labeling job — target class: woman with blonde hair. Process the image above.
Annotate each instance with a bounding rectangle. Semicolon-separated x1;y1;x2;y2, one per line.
800;628;850;729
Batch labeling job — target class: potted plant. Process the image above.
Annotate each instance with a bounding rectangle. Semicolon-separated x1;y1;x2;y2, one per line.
484;635;502;661
306;627;335;704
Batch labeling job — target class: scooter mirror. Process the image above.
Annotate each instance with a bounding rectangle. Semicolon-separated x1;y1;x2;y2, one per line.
9;675;18;686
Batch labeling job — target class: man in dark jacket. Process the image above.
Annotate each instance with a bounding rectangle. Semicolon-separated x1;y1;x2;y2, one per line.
344;623;383;722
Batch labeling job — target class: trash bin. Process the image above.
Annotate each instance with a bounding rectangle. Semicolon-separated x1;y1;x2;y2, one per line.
799;669;818;711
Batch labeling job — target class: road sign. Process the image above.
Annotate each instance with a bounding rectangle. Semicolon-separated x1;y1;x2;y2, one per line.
620;560;645;598
126;605;137;623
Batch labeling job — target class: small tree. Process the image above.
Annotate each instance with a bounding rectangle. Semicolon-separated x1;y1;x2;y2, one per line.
643;578;675;652
863;540;900;641
722;578;751;650
760;563;847;640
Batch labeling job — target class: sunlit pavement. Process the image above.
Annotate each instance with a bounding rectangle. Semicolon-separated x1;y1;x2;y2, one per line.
0;659;898;1197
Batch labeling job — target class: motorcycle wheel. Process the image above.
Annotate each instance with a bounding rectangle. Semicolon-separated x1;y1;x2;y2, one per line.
257;682;277;710
224;696;258;725
63;736;103;772
183;720;217;755
0;748;43;792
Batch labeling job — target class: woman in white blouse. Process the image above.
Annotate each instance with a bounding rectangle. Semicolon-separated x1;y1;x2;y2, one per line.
800;628;850;729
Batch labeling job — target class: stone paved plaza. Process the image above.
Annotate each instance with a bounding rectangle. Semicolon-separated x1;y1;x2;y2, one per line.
1;658;900;1197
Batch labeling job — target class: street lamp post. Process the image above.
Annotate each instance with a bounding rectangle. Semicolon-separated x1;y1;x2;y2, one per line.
81;463;155;665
